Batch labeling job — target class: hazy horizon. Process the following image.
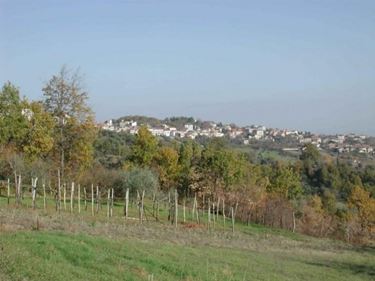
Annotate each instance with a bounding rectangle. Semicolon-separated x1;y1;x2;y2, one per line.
1;0;374;135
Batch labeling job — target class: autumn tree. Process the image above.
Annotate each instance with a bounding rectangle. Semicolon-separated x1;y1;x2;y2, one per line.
130;126;158;167
21;100;55;161
348;186;375;238
42;66;96;179
155;146;179;191
177;140;201;196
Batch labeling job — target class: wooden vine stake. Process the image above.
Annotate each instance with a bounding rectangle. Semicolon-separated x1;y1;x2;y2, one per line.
183;199;186;223
91;184;94;216
84;187;87;211
174;189;178;228
78;184;81;214
107;188;110;218
231;207;235;234
19;175;22;203
124;188;129;219
43;183;46;210
156;201;160;221
15;174;22;205
14;173;17;205
140;190;145;224
31;177;38;210
57;169;61;213
212;203;216;229
216;197;220;222
222;198;226;228
70;182;74;213
63;184;66;210
195;195;200;224
96;186;100;214
152;192;156;217
7;178;10;205
207;199;211;231
111;188;114;217
137;191;141;222
192;194;197;221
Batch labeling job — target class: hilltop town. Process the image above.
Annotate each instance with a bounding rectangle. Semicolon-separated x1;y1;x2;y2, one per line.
102;116;375;156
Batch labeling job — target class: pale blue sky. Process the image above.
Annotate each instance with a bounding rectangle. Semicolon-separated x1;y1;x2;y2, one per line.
1;0;374;135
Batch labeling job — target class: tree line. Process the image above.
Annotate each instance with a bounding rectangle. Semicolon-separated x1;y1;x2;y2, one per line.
0;67;374;243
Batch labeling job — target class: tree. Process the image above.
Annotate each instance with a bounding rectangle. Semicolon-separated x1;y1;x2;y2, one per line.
155;146;179;191
121;168;159;196
348;186;375;236
21;101;55;161
300;144;322;178
197;142;247;194
0;82;28;150
42;66;96;179
267;162;302;200
130;126;158;167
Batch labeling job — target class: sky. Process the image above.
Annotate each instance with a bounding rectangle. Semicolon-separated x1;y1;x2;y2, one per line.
1;0;374;135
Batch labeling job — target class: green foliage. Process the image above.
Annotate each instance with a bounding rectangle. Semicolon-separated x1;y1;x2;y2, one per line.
300;144;322;182
130;126;158;167
94;130;133;169
1;74;375;244
266;162;302;200
0;82;28;148
21;101;55;161
198;141;247;192
155;146;179;191
121;167;159;195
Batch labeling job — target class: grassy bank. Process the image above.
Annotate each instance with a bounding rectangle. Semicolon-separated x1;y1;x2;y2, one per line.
0;205;374;281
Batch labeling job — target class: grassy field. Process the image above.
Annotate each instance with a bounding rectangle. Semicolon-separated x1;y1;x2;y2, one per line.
0;196;374;281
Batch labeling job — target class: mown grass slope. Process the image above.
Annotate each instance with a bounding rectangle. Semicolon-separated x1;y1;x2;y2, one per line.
0;230;374;281
0;197;374;281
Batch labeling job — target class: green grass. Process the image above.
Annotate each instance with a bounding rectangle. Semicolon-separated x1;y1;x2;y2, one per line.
0;195;374;281
0;230;374;281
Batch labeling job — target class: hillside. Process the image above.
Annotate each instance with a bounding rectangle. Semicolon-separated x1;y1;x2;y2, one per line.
0;198;374;281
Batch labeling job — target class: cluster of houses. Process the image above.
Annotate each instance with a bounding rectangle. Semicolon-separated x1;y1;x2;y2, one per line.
321;134;374;154
102;119;225;139
102;118;374;155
